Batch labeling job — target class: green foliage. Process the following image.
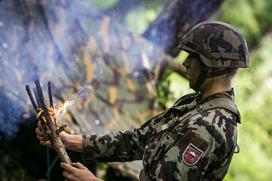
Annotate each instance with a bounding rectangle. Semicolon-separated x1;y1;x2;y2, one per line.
219;0;272;47
123;0;168;33
124;7;159;34
89;0;119;11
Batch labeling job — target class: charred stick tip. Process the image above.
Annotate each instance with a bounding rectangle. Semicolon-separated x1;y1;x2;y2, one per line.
48;81;53;108
25;85;37;109
35;80;45;105
33;88;41;108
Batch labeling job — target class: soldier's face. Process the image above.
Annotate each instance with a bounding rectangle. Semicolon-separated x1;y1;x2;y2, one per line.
183;54;201;89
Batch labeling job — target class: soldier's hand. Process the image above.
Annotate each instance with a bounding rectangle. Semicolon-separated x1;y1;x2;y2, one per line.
35;122;52;147
61;162;103;181
35;122;69;148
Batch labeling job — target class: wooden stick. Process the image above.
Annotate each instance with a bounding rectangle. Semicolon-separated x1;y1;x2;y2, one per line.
26;80;72;165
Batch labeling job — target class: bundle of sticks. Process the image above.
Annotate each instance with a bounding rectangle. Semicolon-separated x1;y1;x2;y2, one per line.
25;80;71;165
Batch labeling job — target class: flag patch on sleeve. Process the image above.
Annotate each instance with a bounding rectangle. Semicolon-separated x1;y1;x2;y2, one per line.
182;143;204;166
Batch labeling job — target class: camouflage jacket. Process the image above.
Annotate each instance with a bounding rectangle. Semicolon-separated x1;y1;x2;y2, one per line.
82;89;240;180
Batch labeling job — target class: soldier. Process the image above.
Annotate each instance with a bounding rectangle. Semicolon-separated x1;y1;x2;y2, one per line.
36;21;249;181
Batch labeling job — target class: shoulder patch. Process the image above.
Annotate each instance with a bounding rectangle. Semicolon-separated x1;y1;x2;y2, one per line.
182;143;204;166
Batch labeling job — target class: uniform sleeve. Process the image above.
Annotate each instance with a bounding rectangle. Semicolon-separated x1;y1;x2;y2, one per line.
82;129;144;163
82;112;164;163
153;119;218;181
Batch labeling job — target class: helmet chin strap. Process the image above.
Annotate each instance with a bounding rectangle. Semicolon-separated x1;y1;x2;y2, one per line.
190;67;207;92
191;64;235;92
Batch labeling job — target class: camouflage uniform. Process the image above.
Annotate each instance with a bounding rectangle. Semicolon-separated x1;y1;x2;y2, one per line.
82;21;248;180
82;89;240;180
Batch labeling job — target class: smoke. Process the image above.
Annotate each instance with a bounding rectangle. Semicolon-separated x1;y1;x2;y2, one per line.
0;0;169;136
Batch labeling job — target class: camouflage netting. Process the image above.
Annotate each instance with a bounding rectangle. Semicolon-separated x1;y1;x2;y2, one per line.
0;0;174;178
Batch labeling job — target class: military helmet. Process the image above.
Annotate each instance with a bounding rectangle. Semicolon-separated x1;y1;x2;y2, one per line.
180;21;250;68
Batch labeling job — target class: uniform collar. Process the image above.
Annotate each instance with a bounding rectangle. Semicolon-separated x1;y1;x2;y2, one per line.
197;88;235;105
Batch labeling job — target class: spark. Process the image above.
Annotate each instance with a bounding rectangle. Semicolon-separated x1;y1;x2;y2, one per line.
55;100;74;116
